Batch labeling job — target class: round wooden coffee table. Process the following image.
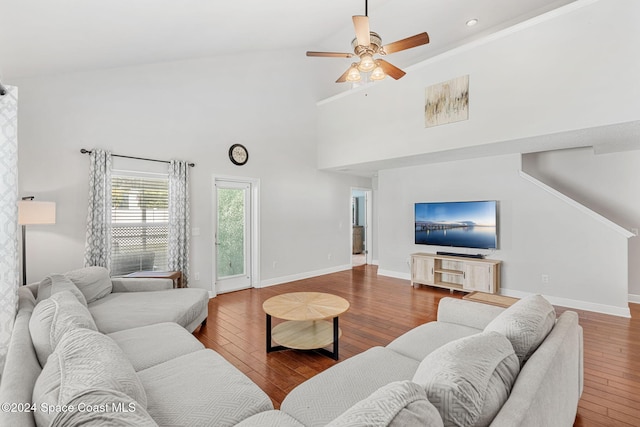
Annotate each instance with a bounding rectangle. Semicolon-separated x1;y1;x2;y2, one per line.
263;292;350;360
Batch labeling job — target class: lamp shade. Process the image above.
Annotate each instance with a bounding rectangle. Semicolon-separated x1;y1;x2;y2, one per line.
358;54;376;72
18;201;56;225
370;65;386;81
346;66;361;82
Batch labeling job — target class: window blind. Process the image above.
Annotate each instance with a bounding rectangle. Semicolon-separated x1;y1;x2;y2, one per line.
111;174;169;275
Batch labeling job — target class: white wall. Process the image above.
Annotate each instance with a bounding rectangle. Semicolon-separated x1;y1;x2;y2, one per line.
314;0;636;315
377;154;630;316
317;0;640;170
523;148;640;297
14;50;370;290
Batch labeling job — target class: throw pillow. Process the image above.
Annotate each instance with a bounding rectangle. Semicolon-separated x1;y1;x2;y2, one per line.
33;328;147;427
65;266;113;303
50;389;158;427
412;332;520;427
37;274;88;306
484;294;556;364
29;290;98;367
327;380;444;427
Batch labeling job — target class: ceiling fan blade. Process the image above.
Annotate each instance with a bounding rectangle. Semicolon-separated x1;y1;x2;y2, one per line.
381;32;429;55
336;67;352;83
307;51;354;58
377;59;406;80
353;15;371;46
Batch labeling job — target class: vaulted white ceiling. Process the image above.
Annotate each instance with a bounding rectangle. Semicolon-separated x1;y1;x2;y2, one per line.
0;0;576;100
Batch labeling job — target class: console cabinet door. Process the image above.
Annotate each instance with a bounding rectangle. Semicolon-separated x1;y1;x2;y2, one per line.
463;263;495;293
412;256;435;285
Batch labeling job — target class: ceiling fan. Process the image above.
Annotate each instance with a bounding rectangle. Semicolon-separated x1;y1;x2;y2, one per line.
306;0;429;83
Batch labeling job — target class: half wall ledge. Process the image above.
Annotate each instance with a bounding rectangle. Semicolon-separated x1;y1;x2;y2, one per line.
518;170;634;239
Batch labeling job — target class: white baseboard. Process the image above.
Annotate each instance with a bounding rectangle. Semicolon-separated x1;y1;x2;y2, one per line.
500;289;631;318
377;269;411;281
258;264;352;288
378;269;632;317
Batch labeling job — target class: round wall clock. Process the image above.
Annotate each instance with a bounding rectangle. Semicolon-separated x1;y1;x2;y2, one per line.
229;144;248;166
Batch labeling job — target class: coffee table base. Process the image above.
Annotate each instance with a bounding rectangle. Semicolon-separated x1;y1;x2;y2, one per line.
266;315;341;360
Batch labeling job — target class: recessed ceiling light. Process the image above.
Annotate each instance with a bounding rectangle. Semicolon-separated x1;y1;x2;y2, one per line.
466;19;478;27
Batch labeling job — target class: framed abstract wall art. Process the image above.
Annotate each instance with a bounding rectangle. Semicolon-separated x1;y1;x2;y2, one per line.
425;75;469;128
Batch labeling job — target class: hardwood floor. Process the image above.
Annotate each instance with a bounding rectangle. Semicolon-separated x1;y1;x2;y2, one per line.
193;265;640;426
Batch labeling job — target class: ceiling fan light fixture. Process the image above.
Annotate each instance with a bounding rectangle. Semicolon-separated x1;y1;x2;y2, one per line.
370;64;386;81
307;1;430;84
346;65;362;82
358;53;376;72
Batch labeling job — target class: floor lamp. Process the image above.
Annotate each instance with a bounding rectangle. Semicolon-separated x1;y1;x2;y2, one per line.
18;197;56;286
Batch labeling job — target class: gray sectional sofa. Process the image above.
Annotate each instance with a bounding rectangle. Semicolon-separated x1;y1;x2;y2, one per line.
238;296;584;427
0;266;583;426
0;267;273;426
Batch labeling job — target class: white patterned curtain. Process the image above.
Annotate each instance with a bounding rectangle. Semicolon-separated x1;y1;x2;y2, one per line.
84;149;112;269
168;160;190;286
0;86;19;373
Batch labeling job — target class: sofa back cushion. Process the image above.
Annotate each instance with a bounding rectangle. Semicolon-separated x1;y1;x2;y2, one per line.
29;290;98;367
32;328;147;427
412;332;520;427
0;288;41;427
65;266;113;303
484;294;556;365
36;274;87;306
327;380;443;427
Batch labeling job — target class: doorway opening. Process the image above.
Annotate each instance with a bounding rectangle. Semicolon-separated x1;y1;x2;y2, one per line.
351;188;372;267
213;176;259;294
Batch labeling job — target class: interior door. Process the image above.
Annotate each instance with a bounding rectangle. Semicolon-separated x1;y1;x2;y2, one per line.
351;188;372;266
215;180;251;293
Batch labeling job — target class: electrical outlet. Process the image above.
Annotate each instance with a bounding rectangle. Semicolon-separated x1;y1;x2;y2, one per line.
194;272;200;281
541;274;549;284
273;261;277;269
327;253;332;261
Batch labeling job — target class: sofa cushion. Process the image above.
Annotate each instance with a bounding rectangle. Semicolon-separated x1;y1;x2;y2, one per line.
138;349;273;426
65;266;113;303
88;288;208;333
50;388;158;427
33;328;147;427
281;346;421;427
108;322;205;371
235;410;306;427
412;332;520;427
37;274;88;306
29;290;98;367
387;321;481;362
326;381;444;427
0;288;41;427
484;294;556;364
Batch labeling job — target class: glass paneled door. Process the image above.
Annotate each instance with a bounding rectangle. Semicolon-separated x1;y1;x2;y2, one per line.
215;180;251;293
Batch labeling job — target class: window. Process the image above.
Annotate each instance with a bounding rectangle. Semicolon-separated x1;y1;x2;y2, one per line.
110;173;169;276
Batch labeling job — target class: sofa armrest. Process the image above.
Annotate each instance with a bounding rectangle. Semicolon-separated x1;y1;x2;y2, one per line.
437;297;505;329
110;277;173;292
490;311;582;427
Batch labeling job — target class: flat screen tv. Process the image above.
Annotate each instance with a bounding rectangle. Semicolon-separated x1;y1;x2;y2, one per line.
414;200;498;249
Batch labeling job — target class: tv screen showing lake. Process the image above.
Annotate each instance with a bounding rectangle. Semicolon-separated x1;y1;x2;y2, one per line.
415;226;497;249
414;201;498;249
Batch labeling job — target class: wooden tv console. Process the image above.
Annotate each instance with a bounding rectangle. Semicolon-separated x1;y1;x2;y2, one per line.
410;253;501;294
